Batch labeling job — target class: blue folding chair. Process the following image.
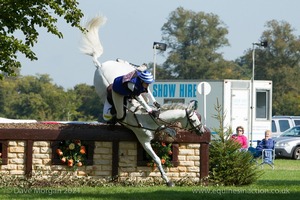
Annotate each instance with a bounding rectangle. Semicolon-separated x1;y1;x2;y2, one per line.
255;139;275;169
248;142;275;169
260;149;275;169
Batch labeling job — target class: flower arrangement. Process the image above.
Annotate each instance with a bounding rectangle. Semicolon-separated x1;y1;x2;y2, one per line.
147;141;173;168
56;139;87;168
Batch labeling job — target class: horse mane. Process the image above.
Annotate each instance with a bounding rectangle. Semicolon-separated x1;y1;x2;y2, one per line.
160;103;188;111
127;100;188;114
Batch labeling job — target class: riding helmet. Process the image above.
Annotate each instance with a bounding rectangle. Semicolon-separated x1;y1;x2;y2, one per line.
138;70;154;84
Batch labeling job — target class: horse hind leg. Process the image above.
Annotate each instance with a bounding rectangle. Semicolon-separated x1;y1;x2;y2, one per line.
142;142;175;187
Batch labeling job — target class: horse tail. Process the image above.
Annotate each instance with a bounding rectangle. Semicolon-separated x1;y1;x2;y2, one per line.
80;16;107;69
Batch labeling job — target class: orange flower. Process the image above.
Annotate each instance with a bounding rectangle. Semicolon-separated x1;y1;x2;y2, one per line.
77;162;83;167
161;142;166;147
61;157;66;163
80;146;86;154
161;159;166;164
56;148;63;156
67;159;74;167
168;150;173;155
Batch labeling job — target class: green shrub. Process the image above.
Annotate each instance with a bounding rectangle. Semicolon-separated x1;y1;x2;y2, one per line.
209;101;263;186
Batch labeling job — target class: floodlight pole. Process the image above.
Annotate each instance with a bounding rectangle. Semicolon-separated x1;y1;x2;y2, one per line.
250;44;256;147
153;45;158;80
250;41;268;147
152;42;167;80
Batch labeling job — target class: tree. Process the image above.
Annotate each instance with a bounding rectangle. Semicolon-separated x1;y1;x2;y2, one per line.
209;101;262;186
0;74;104;121
160;7;243;80
237;20;300;115
73;84;102;121
0;0;84;77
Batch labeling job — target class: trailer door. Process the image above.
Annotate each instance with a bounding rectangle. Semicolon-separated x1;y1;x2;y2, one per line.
231;89;250;134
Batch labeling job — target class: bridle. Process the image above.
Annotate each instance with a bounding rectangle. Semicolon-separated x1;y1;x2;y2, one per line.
182;109;204;134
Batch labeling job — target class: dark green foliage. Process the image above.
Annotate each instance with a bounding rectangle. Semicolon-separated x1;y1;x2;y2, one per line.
73;84;102;121
209;100;263;186
0;0;84;77
236;20;300;115
160;7;244;80
0;75;101;121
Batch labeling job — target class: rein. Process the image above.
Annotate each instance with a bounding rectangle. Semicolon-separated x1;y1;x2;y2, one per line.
118;106;165;134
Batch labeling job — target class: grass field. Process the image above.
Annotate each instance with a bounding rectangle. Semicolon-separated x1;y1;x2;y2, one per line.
0;159;299;200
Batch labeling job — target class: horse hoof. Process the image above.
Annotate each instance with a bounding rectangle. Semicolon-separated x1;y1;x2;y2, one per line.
167;181;175;187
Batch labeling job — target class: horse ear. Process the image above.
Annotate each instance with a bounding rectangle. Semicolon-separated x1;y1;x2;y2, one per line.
188;100;198;111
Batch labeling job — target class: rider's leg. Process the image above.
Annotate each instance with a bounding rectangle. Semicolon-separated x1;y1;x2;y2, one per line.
112;90;125;120
102;99;113;122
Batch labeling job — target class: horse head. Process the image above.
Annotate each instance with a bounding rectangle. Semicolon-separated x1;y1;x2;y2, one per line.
185;100;205;135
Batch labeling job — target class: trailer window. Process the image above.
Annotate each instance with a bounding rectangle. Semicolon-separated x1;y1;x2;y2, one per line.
256;90;270;119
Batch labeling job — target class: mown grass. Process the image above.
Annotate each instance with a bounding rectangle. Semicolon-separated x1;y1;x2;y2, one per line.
0;159;299;200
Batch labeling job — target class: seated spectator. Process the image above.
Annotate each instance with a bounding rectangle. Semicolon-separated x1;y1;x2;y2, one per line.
231;126;248;151
256;130;275;157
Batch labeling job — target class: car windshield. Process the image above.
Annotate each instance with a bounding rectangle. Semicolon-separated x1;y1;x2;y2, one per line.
280;126;300;137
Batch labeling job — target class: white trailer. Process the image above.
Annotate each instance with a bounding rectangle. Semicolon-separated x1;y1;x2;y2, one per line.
149;79;272;147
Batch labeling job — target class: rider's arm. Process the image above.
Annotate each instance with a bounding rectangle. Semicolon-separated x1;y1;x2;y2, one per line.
135;95;153;112
146;86;161;109
146;87;156;103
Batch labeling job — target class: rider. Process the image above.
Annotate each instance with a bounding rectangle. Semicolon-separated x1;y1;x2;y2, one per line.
104;69;160;123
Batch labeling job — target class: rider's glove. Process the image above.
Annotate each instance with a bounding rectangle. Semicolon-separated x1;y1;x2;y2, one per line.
153;101;161;109
149;110;160;118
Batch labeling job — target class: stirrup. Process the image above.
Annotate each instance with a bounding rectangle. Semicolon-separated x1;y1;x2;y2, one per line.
107;116;117;125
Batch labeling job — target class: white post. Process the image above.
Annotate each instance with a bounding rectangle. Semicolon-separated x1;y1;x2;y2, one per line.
153;46;157;80
197;82;211;126
203;85;207;126
250;44;256;147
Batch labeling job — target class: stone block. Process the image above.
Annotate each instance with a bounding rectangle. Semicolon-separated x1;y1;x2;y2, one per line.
179;149;194;155
34;141;49;147
187;144;200;149
9;147;25;153
186;156;199;161
179;161;194;167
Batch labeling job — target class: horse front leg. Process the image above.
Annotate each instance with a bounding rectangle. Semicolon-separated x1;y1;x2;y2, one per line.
142;142;175;187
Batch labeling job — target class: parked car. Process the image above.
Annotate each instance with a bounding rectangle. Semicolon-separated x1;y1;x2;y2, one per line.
274;126;300;160
272;116;300;137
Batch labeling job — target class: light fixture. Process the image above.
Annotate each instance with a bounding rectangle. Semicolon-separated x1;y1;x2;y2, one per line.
153;42;167;51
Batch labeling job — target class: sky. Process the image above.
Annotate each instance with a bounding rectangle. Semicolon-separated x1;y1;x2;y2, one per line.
19;0;300;89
